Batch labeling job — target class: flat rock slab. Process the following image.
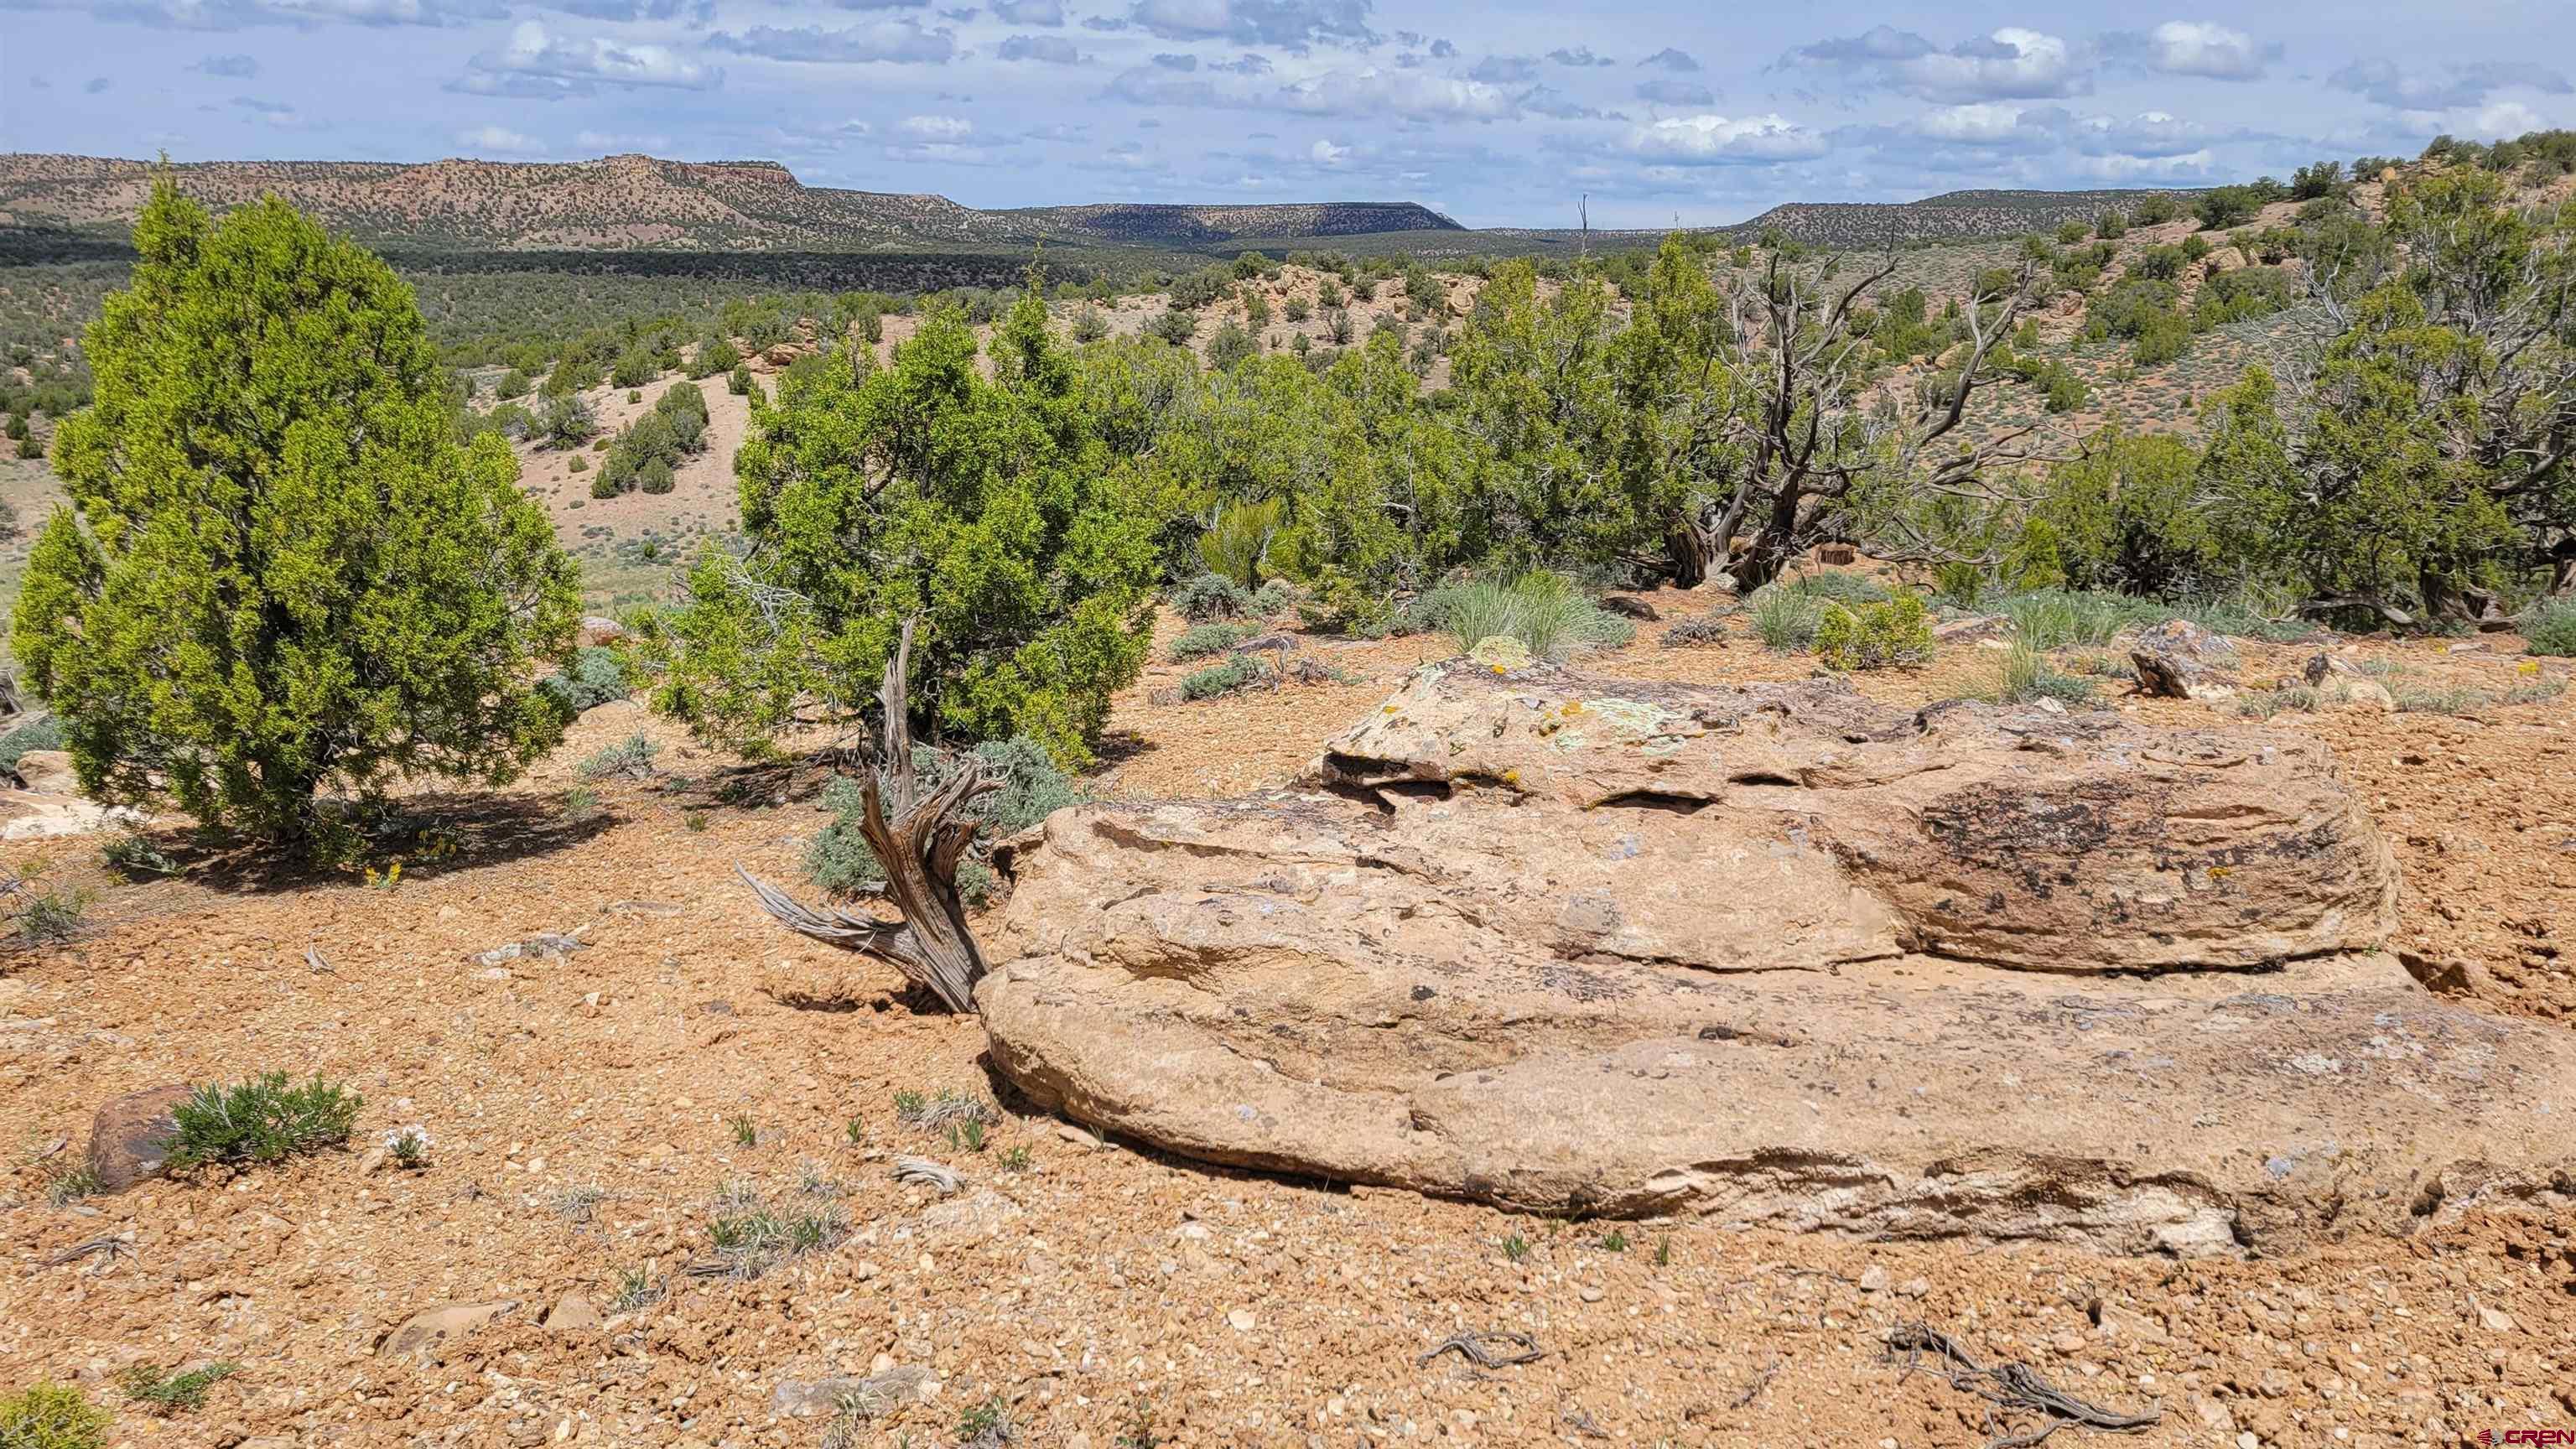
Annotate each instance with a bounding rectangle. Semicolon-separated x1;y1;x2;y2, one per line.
979;664;2575;1254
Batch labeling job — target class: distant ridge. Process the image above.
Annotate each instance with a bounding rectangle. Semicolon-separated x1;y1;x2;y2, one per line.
0;152;1460;253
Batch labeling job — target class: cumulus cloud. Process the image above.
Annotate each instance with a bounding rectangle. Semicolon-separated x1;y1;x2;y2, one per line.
1467;54;1537;85
1310;137;1349;165
989;0;1062;20
1635;46;1699;72
1627;112;1826;164
548;0;709;18
708;18;956;64
1120;0;1377;49
574;128;673;150
2328;58;2568;112
1546;45;1612;67
1108;62;1517;121
1789;25;2084;102
9;0;502;29
2112;21;2277;81
456;123;545;153
1634;78;1712;107
999;33;1083;61
191;52;261;76
460;20;721;95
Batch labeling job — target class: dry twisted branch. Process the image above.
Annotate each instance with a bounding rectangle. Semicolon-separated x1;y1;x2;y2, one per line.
736;617;998;1012
1885;1322;2160;1449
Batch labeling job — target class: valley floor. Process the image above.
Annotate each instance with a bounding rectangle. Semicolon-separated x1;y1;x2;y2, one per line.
3;601;2573;1447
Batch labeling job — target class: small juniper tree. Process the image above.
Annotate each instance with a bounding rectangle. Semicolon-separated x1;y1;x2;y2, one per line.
13;182;579;854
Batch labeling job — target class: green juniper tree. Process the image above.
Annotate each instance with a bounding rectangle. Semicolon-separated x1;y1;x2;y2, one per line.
12;183;579;854
641;273;1160;769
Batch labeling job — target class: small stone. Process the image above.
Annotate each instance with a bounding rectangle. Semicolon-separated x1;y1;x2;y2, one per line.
1579;1285;1603;1303
543;1292;602;1335
379;1300;520;1360
2238;1433;2260;1449
1857;1265;1889;1293
1056;1124;1103;1149
2476;1304;2516;1332
357;1147;390;1175
1896;1276;1929;1299
1227;1309;1256;1332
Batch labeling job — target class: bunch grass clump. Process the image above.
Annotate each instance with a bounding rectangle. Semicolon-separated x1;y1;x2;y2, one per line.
1747;586;1822;652
2523;597;2576;657
163;1072;361;1172
1815;593;1933;671
1992;641;2098;706
1419;574;1631;660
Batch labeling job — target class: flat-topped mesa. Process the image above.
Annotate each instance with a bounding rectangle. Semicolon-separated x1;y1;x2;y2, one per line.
978;663;2573;1254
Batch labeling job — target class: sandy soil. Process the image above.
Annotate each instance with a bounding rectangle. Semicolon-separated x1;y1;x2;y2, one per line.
3;608;2573;1448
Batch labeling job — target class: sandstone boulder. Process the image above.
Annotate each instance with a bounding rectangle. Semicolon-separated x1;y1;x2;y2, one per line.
2130;618;2240;700
86;1084;192;1192
13;749;79;796
978;663;2575;1254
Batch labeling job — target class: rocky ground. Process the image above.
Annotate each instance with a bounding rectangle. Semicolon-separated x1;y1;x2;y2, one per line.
4;595;2573;1448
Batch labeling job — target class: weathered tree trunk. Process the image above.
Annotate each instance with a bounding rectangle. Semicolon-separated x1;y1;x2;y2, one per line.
738;618;998;1012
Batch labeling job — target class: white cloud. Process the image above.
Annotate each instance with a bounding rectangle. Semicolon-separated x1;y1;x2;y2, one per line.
1792;25;2084;102
2141;21;2272;81
462;20;721;93
574;128;673;151
1310;137;1348;165
1916;102;2028;144
1109;64;1518;122
1896;29;2078;102
1627;112;1826;164
2473;100;2549;138
2077;148;2215;180
456;124;545;154
902;114;974;139
708;20;956;65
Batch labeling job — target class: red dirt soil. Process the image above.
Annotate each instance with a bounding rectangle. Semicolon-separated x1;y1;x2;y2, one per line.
3;603;2573;1447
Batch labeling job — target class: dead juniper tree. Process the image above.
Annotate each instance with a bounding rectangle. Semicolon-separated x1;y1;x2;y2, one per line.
737;618;998;1012
1667;248;2049;592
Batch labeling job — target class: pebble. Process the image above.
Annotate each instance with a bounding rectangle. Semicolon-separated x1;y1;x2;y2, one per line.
1896;1276;1929;1299
1227;1309;1256;1332
1579;1285;1603;1303
1858;1265;1889;1293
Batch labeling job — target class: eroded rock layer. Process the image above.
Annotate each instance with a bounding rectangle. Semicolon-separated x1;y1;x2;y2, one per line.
978;665;2573;1254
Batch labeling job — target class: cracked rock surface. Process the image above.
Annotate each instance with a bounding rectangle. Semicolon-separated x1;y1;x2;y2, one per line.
979;662;2575;1254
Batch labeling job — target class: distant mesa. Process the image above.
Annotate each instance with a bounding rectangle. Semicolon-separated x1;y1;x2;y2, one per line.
1;150;2180;257
0;150;1462;254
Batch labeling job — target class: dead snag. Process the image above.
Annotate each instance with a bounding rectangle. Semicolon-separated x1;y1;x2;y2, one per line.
737;618;999;1013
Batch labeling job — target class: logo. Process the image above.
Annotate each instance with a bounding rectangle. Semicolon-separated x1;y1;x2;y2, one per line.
2482;1432;2576;1446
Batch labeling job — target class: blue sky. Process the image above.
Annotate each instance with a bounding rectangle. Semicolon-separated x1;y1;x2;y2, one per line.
0;0;2567;226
